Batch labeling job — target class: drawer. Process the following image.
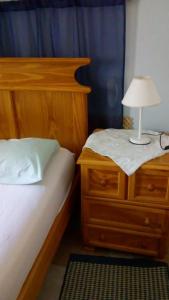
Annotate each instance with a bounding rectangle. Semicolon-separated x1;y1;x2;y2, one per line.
128;169;169;204
82;165;126;199
85;225;161;256
84;198;166;234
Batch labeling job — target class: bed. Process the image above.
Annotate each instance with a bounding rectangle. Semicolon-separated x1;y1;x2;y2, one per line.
0;58;91;300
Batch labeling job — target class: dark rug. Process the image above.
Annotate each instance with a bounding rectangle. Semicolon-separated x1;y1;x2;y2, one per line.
59;254;169;300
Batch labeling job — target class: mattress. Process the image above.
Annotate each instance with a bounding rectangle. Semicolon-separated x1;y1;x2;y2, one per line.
0;148;75;300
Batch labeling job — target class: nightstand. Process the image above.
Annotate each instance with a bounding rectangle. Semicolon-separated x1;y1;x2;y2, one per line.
77;147;169;258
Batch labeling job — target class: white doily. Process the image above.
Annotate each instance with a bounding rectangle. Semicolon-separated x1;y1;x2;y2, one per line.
84;129;169;176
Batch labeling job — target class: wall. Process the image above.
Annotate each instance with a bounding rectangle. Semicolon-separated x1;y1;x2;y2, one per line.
124;0;169;131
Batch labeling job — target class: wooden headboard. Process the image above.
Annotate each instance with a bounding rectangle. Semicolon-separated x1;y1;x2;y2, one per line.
0;58;91;156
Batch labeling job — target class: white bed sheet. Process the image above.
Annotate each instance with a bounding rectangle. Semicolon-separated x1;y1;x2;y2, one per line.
0;148;75;300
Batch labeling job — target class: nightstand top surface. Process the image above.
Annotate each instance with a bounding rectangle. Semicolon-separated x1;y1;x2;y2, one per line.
77;147;116;166
77;147;169;171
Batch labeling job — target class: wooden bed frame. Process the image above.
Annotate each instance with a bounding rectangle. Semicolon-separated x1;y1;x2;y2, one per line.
0;58;91;300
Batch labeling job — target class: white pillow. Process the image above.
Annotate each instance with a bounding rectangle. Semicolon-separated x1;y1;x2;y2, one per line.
0;138;60;184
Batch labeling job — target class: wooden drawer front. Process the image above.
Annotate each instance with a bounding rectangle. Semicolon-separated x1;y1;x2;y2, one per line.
84;199;166;234
128;169;169;204
85;225;160;256
82;166;126;199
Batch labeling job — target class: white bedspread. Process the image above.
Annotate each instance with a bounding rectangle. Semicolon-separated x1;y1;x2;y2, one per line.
0;148;75;300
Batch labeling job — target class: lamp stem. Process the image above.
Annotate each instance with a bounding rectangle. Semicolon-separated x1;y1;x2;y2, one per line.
138;107;142;141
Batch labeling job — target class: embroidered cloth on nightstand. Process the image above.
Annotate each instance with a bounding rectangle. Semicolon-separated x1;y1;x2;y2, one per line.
83;129;169;175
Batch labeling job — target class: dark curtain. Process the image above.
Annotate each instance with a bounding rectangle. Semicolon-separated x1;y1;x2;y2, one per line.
0;0;125;132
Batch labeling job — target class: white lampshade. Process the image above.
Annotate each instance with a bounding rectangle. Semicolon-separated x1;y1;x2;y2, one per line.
122;76;161;107
121;76;161;145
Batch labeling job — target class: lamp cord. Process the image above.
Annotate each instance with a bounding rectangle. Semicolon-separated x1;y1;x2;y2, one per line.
159;133;169;150
142;131;169;150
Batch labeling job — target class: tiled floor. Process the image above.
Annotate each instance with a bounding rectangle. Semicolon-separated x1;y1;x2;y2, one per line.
38;265;65;300
38;212;169;300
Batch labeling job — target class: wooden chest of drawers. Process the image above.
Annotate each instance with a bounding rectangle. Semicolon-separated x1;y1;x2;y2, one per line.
77;148;169;258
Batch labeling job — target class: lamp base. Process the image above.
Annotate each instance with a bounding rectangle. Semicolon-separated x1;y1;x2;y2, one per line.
129;136;151;145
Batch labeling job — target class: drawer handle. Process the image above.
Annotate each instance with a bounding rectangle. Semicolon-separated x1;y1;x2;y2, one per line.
100;179;106;186
144;217;150;226
100;233;105;241
147;183;155;191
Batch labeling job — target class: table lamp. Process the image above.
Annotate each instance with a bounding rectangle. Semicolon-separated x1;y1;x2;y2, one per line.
122;76;161;145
